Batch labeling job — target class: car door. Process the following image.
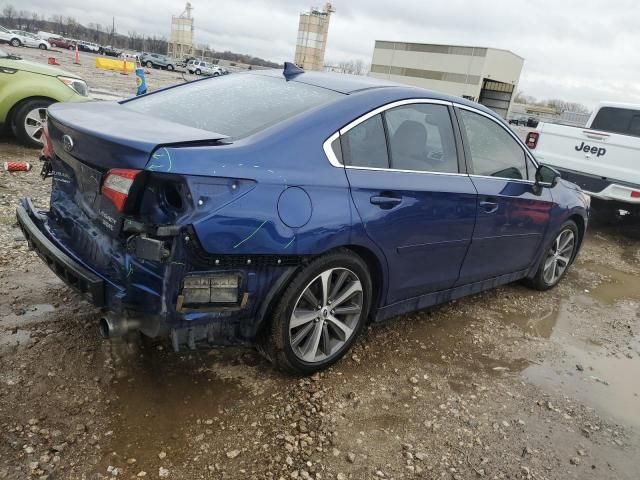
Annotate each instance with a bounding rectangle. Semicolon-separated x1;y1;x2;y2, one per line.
455;106;553;284
338;100;478;304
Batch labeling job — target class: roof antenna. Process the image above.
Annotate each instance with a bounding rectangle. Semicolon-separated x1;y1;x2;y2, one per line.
283;61;304;79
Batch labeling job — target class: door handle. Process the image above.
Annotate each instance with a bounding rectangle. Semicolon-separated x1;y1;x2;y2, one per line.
370;195;402;208
479;200;499;213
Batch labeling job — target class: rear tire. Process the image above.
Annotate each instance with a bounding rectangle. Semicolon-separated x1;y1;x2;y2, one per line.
39;44;47;50
167;64;174;71
68;45;74;50
525;220;579;291
10;38;21;47
13;99;53;148
261;249;372;375
195;68;201;75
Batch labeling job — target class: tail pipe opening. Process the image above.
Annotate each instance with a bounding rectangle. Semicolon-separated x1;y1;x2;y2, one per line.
98;314;142;339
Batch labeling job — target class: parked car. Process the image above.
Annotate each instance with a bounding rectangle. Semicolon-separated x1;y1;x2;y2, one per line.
0;47;88;147
508;116;527;126
100;45;121;57
77;41;100;53
187;59;223;76
9;30;50;50
140;53;175;71
17;64;589;374
48;37;76;50
119;51;139;61
527;102;640;216
0;25;25;47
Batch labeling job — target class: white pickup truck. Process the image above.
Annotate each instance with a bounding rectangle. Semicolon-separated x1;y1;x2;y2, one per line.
526;102;640;215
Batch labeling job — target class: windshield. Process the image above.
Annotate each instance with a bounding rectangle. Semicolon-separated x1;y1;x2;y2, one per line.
123;73;343;139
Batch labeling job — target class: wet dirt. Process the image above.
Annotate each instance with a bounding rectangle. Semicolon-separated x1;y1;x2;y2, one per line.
1;139;640;479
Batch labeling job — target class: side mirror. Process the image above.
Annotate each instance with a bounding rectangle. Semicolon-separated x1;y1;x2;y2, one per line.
536;164;560;187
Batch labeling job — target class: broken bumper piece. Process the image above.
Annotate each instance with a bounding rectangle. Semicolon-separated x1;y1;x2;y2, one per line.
16;198;105;307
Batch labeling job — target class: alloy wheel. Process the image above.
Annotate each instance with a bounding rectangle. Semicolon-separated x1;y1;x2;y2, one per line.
24;107;47;144
542;228;575;285
289;268;363;363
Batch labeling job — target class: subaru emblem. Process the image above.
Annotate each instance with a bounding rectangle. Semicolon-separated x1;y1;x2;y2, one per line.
62;134;74;153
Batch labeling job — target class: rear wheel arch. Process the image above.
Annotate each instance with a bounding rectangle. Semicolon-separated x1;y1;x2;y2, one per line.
255;245;383;343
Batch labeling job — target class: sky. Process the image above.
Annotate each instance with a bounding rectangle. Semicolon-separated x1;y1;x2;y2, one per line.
4;0;638;108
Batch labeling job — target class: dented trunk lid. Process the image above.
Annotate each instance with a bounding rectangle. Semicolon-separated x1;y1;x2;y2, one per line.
46;101;228;234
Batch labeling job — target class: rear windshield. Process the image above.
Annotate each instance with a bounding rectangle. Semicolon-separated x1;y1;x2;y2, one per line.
591;107;640;137
123;73;343;139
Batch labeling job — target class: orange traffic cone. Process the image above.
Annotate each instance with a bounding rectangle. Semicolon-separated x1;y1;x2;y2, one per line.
120;58;128;75
74;43;80;65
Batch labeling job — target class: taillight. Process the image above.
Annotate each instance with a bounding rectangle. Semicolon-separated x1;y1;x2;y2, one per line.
631;191;640;199
41;123;53;159
526;132;539;149
101;169;141;212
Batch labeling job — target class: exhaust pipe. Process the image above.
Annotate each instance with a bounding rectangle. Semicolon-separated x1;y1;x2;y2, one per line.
98;314;142;339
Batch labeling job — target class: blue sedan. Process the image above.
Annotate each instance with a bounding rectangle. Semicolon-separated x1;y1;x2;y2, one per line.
17;63;589;374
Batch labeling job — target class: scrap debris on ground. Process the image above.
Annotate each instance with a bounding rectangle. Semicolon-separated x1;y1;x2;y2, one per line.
1;135;639;480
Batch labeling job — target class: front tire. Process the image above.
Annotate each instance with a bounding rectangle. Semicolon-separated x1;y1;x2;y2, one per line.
14;99;53;148
38;44;47;50
262;249;372;375
195;68;201;75
10;38;21;47
526;220;579;291
167;64;174;71
145;61;153;68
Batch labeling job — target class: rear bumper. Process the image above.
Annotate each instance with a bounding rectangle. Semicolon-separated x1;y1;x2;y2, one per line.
16;198;106;306
16;197;296;348
551;167;640;204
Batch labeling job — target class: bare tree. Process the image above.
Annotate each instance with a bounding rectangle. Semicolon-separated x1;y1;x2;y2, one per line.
2;5;16;28
334;59;368;75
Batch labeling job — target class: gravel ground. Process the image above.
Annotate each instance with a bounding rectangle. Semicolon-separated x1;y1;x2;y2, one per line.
1;127;640;478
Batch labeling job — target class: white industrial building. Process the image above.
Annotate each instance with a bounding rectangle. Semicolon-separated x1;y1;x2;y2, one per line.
369;41;524;118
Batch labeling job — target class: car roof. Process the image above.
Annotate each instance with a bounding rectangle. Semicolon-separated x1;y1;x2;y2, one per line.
250;69;504;123
253;68;403;94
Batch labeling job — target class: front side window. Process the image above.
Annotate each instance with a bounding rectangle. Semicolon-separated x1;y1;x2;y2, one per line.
458;109;528;180
341;114;389;168
384;103;458;173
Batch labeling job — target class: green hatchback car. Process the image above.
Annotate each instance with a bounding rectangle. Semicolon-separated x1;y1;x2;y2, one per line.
0;47;89;147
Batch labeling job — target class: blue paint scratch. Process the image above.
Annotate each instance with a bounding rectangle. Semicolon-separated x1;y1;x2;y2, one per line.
148;147;172;172
233;220;268;249
284;236;295;249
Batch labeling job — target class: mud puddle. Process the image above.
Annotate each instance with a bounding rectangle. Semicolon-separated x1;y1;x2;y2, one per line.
95;341;249;476
587;263;640;303
503;292;640;428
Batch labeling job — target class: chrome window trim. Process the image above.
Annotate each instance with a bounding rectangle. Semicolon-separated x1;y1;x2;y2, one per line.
322;98;455;174
345;165;469;177
321;98;542;184
323;130;342;168
339;98;453;136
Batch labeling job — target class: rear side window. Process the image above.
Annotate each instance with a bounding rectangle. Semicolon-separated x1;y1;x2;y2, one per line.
458;109;528;180
591;107;640;137
340;114;389;169
124;74;342;139
385;103;458;173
